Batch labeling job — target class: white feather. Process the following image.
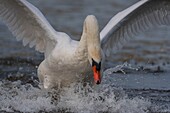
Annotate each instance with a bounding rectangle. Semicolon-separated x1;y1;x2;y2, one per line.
0;0;71;55
100;0;170;57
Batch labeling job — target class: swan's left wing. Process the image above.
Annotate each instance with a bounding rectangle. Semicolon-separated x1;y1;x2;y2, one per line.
100;0;170;57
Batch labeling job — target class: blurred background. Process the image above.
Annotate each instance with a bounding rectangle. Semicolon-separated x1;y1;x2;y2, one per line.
0;0;170;112
1;0;170;76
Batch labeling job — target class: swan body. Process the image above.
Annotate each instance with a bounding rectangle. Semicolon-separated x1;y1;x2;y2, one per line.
38;16;103;88
1;0;170;88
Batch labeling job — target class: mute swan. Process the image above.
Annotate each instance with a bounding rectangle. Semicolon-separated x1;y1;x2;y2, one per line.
0;0;170;88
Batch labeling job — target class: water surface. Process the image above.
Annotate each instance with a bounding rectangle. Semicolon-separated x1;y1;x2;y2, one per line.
0;0;170;112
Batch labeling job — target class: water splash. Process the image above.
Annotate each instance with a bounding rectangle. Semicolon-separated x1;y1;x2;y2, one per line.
1;62;170;112
57;83;151;113
105;62;139;75
0;80;55;112
0;78;151;113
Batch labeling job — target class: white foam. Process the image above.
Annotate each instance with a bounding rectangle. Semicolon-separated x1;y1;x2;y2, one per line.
105;62;139;75
2;62;162;113
0;78;151;113
57;83;151;113
0;80;55;112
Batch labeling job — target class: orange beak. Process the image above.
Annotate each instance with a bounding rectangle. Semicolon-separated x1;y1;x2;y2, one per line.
92;65;101;84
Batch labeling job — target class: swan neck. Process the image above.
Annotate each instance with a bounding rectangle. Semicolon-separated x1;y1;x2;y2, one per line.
83;15;101;62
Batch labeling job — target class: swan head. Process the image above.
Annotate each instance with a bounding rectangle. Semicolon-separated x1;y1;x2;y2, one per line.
83;15;102;84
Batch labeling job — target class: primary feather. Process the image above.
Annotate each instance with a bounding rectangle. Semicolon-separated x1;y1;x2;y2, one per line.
100;0;170;57
0;0;60;55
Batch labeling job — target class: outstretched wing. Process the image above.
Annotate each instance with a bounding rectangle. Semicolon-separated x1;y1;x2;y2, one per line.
100;0;170;57
0;0;68;56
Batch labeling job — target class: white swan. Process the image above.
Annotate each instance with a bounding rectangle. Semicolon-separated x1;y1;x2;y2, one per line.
0;0;170;88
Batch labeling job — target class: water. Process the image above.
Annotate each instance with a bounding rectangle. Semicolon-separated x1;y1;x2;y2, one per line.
0;0;170;112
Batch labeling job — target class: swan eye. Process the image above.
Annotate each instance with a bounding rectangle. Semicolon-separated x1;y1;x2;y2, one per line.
92;58;101;71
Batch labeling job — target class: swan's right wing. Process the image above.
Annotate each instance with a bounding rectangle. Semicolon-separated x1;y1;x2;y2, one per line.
100;0;170;57
0;0;70;56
